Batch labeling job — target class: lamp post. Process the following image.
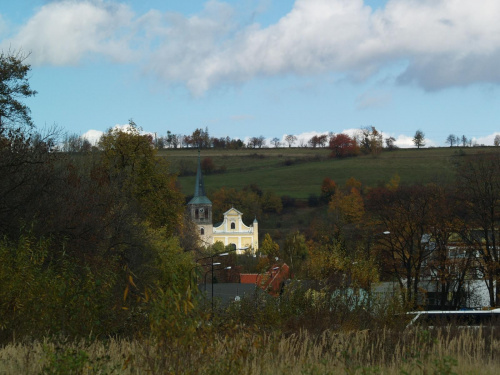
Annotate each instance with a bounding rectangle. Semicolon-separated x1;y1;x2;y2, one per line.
197;246;239;314
203;265;231;312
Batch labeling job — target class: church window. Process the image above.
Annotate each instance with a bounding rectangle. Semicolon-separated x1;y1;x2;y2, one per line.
200;227;205;235
231;222;236;230
195;209;199;219
205;209;209;219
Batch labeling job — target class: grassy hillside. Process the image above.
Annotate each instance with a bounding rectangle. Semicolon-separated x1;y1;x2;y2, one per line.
161;146;499;199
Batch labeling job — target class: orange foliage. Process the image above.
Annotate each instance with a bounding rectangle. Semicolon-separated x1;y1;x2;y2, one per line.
328;133;359;158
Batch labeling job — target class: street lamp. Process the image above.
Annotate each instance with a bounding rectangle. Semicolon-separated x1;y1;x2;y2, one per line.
203;265;231;312
196;246;239;314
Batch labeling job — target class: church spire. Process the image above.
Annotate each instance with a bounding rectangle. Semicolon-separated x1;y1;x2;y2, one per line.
194;149;206;197
188;150;212;205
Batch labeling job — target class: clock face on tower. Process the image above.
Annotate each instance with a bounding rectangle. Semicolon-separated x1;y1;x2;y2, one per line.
199;208;205;213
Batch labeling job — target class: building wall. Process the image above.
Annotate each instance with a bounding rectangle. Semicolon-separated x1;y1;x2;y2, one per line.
198;224;214;247
212;208;258;253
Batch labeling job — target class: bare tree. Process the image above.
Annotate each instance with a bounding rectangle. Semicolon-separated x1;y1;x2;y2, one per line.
258;135;266;148
247;137;259;148
285;134;297;148
271;137;281;148
446;134;457;147
461;135;468;147
456;153;500;306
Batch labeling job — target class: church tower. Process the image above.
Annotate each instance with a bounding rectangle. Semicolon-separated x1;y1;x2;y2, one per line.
187;151;213;245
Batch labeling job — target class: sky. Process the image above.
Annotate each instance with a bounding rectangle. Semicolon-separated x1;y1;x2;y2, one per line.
2;0;500;147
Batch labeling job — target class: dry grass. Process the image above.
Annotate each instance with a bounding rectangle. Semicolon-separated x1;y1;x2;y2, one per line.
1;328;499;374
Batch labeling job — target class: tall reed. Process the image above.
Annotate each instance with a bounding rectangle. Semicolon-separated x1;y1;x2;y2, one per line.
1;327;499;374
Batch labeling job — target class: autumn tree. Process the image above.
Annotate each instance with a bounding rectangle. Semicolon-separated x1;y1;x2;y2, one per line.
320;177;336;204
413;130;425;149
309;134;328;148
385;174;400;191
260;233;280;259
328;133;359;158
357;126;383;156
329;178;365;227
98;120;184;233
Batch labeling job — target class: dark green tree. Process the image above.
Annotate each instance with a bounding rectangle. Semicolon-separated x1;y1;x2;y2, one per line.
0;51;37;131
413;130;426;149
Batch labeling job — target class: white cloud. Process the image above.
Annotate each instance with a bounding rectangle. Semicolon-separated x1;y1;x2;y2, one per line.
81;129;103;144
82;123;156;144
475;132;500;146
142;0;500;94
6;0;500;91
3;0;135;65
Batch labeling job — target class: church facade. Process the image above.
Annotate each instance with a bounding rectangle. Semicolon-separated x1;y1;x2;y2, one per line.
187;153;258;253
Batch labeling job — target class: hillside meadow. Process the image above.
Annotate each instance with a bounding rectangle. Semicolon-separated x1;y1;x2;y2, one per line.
163;146;498;199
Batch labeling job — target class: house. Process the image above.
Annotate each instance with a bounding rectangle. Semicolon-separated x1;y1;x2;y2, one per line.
187;151;258;253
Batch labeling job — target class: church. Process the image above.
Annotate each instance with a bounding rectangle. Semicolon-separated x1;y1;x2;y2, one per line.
187;153;259;254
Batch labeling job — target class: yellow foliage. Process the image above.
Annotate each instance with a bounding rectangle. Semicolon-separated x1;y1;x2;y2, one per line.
346;177;362;191
329;187;365;224
386;174;400;191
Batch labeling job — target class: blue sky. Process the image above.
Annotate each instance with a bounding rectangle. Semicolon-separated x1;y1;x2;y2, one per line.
2;0;500;147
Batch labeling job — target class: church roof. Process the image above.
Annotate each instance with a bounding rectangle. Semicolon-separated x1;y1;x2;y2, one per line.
188;150;212;205
223;207;243;216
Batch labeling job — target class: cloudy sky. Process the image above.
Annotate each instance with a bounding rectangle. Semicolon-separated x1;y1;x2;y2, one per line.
2;0;500;147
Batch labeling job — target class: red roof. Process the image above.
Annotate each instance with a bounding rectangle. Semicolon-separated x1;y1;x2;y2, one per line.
240;274;259;284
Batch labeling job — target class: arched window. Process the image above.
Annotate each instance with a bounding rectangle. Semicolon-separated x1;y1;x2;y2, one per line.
204;208;209;219
230;222;236;230
200;227;205;235
195;209;199;219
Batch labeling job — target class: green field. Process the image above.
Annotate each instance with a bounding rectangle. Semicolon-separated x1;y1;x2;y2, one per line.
161;146;499;199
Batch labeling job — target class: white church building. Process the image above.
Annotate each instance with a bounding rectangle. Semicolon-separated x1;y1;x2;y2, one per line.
187;153;259;253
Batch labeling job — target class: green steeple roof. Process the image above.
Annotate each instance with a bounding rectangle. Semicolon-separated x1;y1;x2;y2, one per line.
188;150;212;205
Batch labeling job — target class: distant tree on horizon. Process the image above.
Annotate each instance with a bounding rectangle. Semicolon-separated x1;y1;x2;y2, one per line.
271;137;281;148
285;134;297;148
413;130;425;149
446;134;457;147
329;133;359;158
494;135;500;146
461;135;468;147
385;136;397;150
